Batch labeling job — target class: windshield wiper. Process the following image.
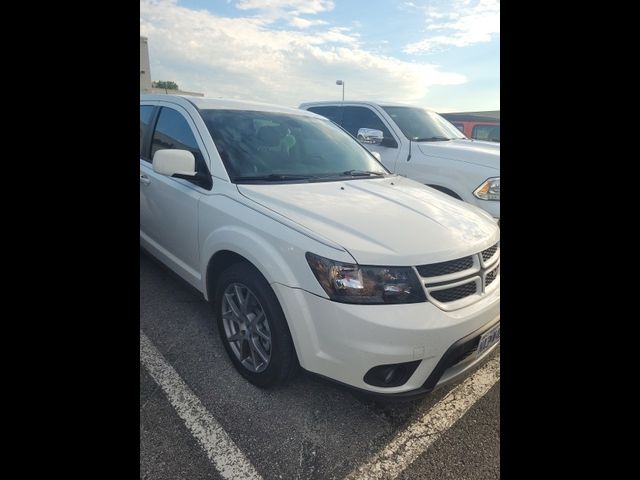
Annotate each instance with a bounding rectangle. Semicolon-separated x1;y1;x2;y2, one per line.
234;174;315;182
341;170;385;177
413;136;452;142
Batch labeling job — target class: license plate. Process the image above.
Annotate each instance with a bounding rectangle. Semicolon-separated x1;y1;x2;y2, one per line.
477;323;500;356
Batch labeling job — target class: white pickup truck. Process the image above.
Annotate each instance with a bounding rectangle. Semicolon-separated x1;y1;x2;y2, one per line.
299;101;500;221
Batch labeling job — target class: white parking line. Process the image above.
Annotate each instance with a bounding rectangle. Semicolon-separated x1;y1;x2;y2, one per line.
345;354;500;480
140;331;263;480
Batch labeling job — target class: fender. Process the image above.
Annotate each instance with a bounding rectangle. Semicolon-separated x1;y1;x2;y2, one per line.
200;225;294;299
199;223;348;301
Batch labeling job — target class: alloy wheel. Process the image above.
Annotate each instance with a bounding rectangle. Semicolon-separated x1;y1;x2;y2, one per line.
221;283;272;373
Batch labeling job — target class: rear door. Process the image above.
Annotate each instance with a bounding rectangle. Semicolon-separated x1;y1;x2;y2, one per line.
140;104;156;238
140;104;211;282
306;105;342;125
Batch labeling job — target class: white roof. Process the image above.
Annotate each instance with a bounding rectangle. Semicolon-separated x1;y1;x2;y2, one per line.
140;94;319;117
298;100;437;113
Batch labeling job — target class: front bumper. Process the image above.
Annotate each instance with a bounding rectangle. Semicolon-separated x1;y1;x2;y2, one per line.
271;282;500;395
359;316;500;400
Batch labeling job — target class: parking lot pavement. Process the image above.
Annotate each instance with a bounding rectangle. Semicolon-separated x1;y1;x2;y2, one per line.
140;250;500;480
140;367;222;480
397;383;500;480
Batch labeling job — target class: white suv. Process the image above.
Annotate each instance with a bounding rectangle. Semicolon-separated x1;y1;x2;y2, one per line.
140;94;500;397
299;101;500;221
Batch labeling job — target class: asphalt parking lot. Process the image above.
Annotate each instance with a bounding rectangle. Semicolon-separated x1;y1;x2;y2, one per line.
140;250;500;480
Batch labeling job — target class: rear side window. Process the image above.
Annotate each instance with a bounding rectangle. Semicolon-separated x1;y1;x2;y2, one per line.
341;106;397;147
151;107;207;172
472;124;500;142
140;106;154;158
307;106;342;124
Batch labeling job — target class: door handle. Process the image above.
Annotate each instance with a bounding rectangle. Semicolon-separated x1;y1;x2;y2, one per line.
140;173;151;185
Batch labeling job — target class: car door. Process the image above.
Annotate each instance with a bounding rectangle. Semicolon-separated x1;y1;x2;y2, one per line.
339;106;402;172
140;104;209;281
140;105;155;237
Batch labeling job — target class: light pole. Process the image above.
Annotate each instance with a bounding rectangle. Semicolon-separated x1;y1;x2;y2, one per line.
336;79;344;101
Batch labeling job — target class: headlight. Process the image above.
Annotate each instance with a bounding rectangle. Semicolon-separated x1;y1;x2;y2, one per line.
473;177;500;201
305;253;426;304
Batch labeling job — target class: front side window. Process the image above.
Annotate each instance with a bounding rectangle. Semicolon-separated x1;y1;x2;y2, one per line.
200;110;388;182
151;107;207;172
340;106;397;147
382;106;466;141
472;124;500;142
452;123;465;133
140;106;154;158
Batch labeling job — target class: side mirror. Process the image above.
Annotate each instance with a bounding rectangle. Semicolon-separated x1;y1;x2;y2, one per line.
357;128;384;146
153;149;196;178
371;151;382;162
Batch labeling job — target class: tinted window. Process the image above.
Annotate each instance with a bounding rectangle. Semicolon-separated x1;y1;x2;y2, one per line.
151;107;207;172
341;107;396;147
452;123;465;133
201;109;388;181
472;125;500;142
307;106;342;124
140;106;154;158
382;106;465;141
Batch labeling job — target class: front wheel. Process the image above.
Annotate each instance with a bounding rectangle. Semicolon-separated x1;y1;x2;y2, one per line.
215;262;298;387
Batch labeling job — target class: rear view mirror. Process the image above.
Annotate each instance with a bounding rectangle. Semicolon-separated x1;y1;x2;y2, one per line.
357;128;384;145
153;149;196;178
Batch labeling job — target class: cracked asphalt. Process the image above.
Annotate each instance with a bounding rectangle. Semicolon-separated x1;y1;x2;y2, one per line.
140;250;500;480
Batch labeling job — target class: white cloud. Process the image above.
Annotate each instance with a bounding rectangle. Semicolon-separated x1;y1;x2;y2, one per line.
236;0;334;16
289;17;329;29
404;0;499;53
140;0;466;106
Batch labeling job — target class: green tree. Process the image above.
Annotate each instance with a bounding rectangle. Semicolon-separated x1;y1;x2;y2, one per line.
153;80;179;90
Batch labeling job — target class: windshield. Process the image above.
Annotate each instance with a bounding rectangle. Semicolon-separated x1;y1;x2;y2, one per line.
382;106;466;141
200;109;389;182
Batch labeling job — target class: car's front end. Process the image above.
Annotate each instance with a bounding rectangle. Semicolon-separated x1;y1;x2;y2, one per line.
271;241;500;396
236;173;500;397
194;103;500;396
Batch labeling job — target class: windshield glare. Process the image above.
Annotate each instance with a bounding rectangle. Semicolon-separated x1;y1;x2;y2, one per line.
382;106;466;141
200;110;389;182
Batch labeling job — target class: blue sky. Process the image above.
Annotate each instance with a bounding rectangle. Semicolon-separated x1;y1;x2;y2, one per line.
141;0;499;112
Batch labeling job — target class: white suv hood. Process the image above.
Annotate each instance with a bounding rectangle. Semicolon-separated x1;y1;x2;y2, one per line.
417;139;499;170
237;176;499;266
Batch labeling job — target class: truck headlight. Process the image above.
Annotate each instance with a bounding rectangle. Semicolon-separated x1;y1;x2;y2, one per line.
473;177;500;201
305;253;426;304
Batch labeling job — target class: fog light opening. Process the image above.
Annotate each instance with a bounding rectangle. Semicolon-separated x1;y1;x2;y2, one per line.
364;360;422;388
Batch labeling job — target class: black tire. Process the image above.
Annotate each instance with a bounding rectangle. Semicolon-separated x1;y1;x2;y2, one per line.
214;262;298;387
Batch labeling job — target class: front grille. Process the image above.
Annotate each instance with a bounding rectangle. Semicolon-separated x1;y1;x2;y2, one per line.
420;244;499;308
430;281;477;303
482;243;499;262
485;265;499;287
416;256;473;278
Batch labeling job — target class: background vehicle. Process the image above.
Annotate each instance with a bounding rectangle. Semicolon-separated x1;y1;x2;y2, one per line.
140;94;500;397
440;112;500;142
299;101;500;221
